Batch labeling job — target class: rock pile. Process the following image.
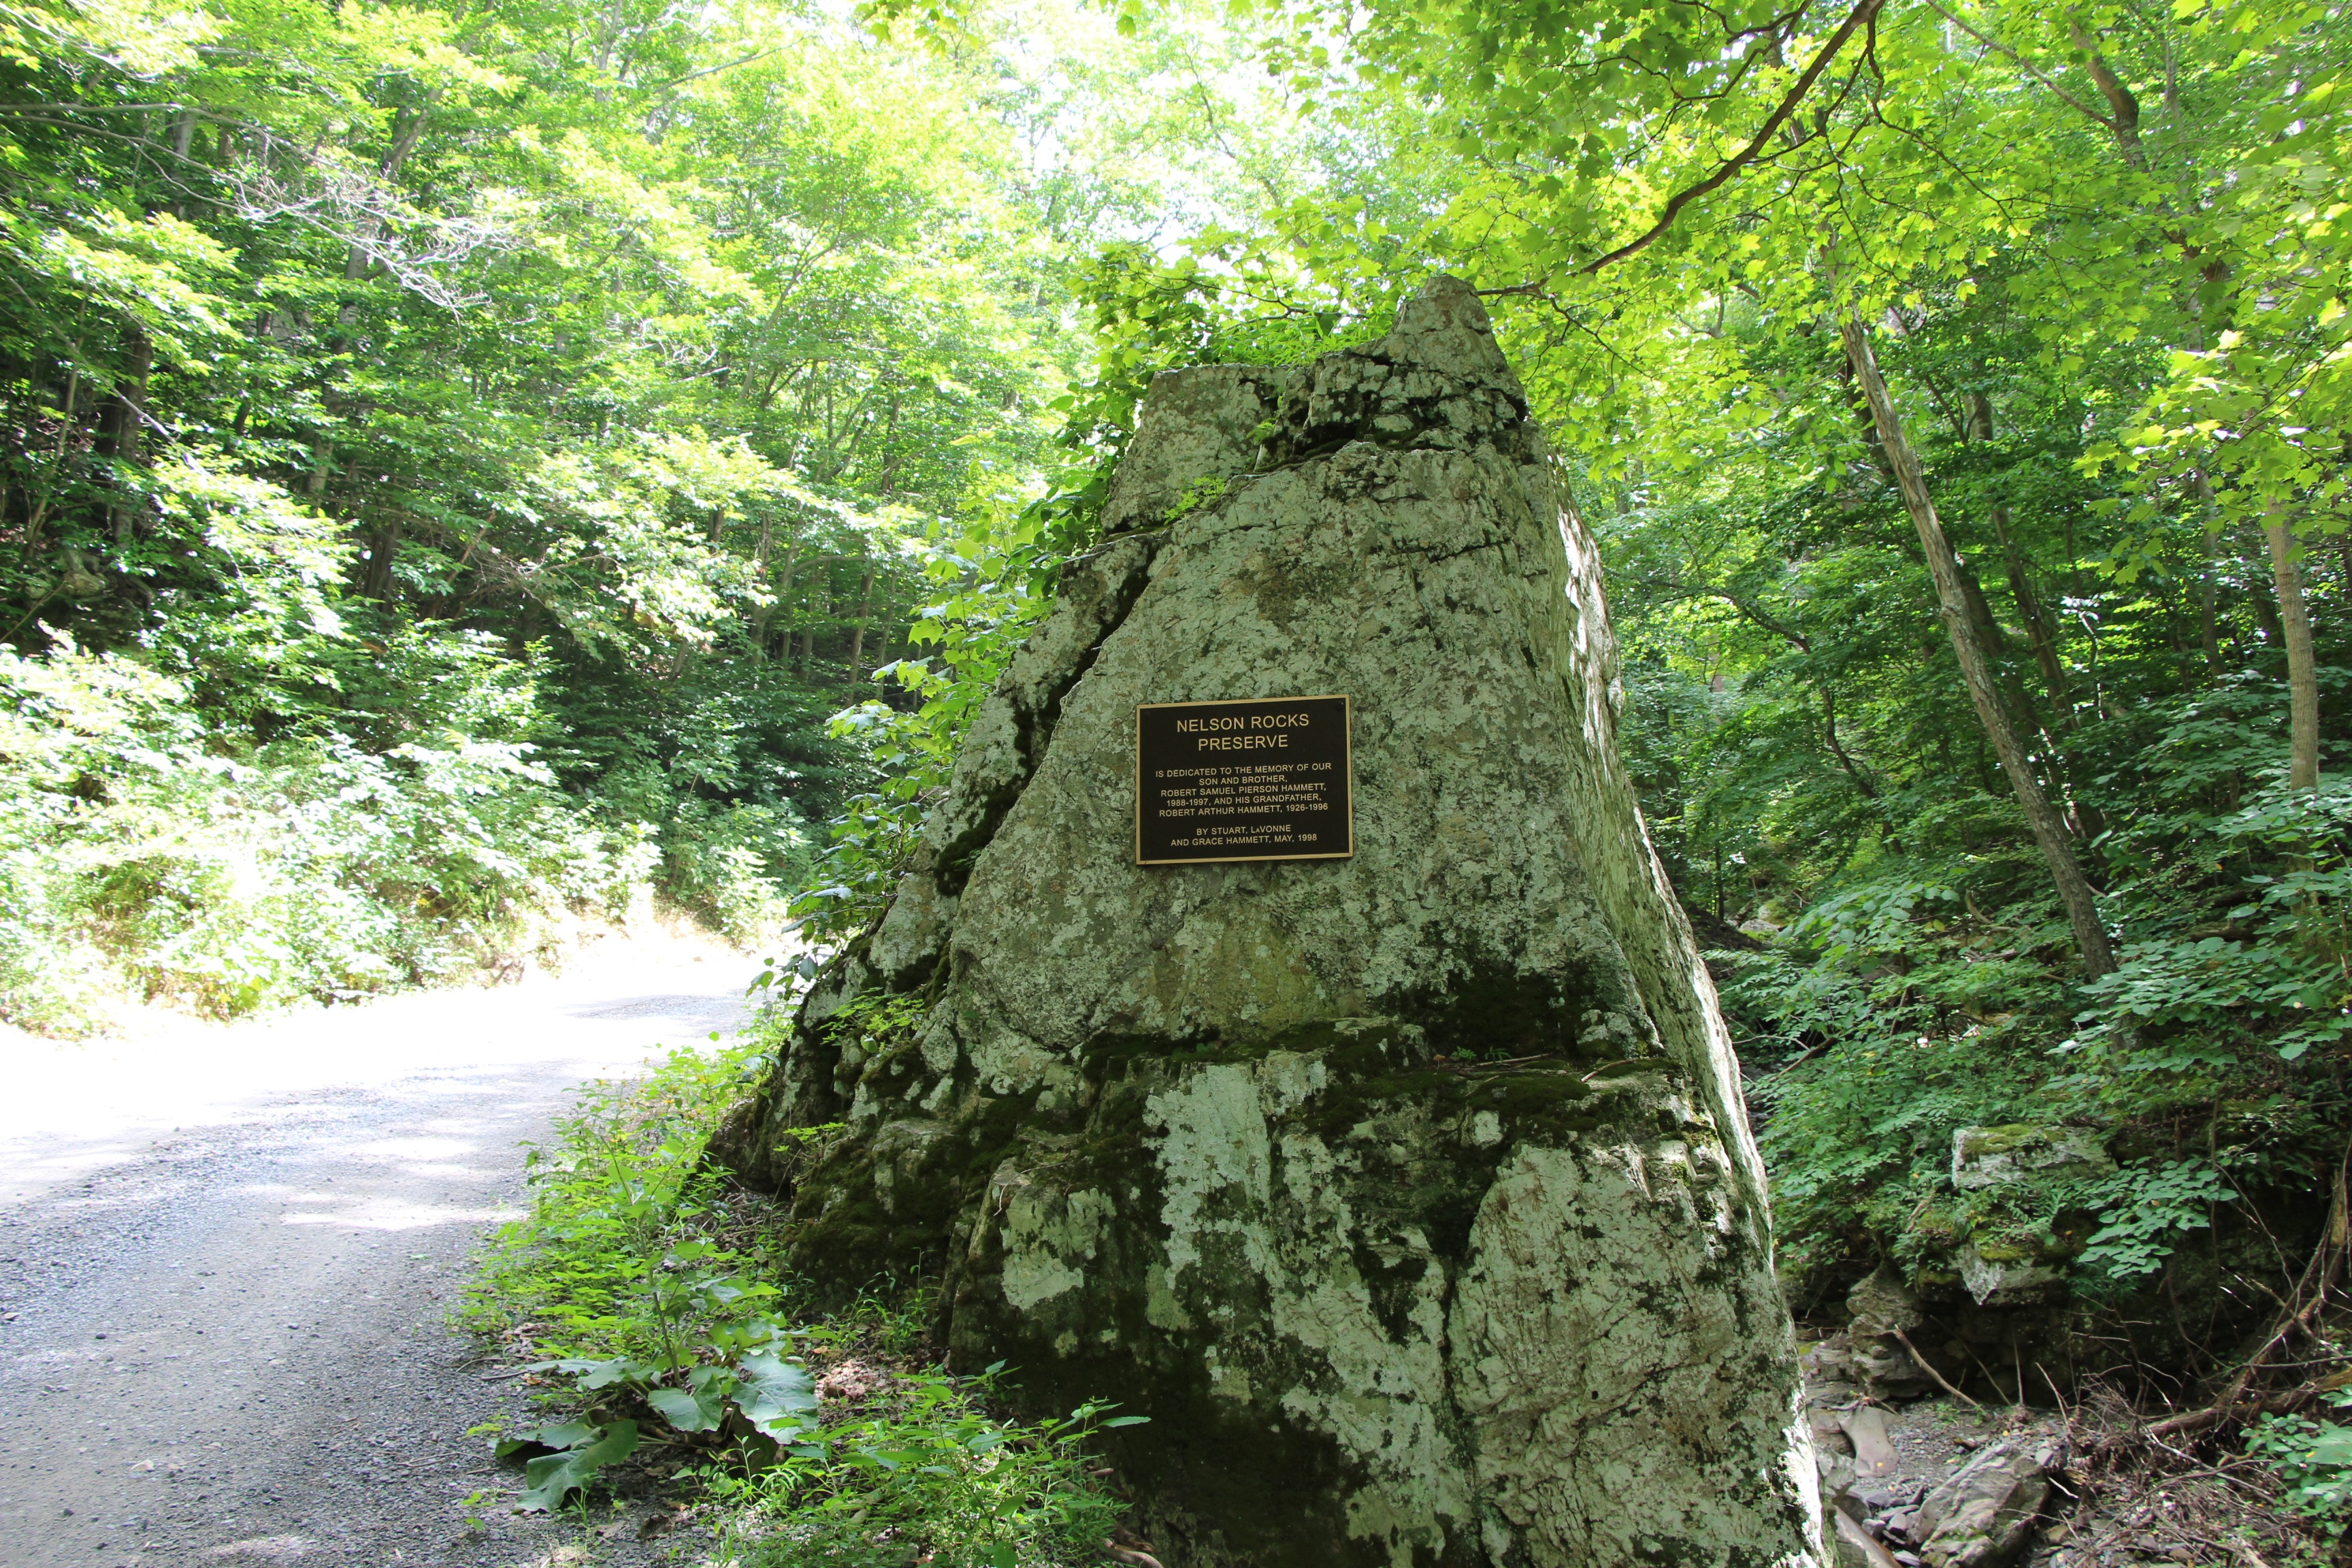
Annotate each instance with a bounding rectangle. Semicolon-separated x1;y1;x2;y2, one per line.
1806;1282;2069;1568
1811;1390;2067;1568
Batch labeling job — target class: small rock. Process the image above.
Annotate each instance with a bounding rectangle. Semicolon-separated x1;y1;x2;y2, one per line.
1840;1406;1900;1478
1833;1511;1904;1568
1955;1240;2065;1307
1849;1267;1925;1333
1805;1337;1862;1386
1914;1431;2065;1568
1846;1269;1933;1398
1821;1450;1862;1518
1808;1378;1865;1411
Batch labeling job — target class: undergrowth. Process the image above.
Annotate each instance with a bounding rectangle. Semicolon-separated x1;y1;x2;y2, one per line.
461;1006;1132;1563
0;628;804;1034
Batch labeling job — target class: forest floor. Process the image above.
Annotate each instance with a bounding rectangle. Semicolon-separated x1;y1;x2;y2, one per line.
0;928;764;1567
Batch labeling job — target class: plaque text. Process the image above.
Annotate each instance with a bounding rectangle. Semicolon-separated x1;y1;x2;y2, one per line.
1134;695;1353;864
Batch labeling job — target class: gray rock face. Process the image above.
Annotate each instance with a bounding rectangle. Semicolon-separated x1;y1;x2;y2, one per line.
1845;1267;1934;1397
1950;1126;2114;1192
717;278;1823;1568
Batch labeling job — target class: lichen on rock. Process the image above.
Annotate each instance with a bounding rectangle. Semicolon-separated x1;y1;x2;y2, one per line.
715;276;1823;1568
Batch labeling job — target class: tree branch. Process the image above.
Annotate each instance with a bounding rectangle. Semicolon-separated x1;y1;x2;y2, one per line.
1573;0;1888;278
1919;2;2127;146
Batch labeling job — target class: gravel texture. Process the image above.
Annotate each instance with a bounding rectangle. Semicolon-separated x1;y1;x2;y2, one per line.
0;931;760;1567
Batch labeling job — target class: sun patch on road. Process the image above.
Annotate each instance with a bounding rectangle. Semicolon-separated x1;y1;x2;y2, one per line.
280;1200;523;1230
202;1536;320;1560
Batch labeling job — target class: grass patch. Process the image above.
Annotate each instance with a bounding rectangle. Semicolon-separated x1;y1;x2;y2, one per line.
461;1012;1131;1564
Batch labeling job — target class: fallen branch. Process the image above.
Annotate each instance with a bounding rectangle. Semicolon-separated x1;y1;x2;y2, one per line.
1893;1326;1986;1413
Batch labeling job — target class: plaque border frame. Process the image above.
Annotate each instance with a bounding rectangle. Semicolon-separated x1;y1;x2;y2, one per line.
1133;693;1354;866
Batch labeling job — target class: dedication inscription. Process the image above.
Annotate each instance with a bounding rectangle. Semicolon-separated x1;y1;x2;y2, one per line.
1134;695;1352;865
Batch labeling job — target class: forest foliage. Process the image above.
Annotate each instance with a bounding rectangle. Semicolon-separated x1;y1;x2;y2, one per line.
4;0;2349;1426
0;0;1305;1025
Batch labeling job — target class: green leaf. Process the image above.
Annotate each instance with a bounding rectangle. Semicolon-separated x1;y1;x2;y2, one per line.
732;1354;819;1439
493;1418;598;1459
517;1420;638;1512
647;1385;725;1433
2310;1424;2352;1466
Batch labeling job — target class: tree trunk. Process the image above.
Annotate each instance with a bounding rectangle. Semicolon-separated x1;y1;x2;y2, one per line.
2262;506;2322;789
2197;557;2221;676
1817;686;1906;856
1967;393;2076;726
1989;508;2075;723
1840;316;2116;977
2247;534;2287;651
753;540;799;658
847;563;877;678
360;519;399;602
106;329;152;543
344;92;442;280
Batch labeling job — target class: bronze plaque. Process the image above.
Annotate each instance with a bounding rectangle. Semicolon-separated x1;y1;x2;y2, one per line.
1134;695;1353;865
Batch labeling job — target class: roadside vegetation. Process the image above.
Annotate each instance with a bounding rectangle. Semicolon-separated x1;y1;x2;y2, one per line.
461;1001;1139;1562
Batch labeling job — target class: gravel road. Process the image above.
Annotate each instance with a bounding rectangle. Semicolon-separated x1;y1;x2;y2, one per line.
0;930;764;1567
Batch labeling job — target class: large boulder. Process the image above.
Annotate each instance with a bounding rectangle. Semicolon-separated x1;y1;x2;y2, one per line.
717;277;1823;1568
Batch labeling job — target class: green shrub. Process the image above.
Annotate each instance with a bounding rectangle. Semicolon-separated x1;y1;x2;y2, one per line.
1722;713;2349;1307
0;630;659;1031
2244;1391;2352;1544
710;1371;1132;1568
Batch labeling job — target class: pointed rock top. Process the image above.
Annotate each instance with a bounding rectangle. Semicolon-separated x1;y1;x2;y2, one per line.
1380;274;1514;387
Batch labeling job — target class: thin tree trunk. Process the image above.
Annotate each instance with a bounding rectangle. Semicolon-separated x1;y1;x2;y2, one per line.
1841;316;2116;977
2247;534;2287;651
2262;505;2321;789
2197;561;2221;676
846;563;876;678
344;92;442;280
27;369;76;557
107;329;152;542
1967;393;2076;727
753;542;800;658
1989;508;2075;723
361;519;399;602
1820;686;1905;856
2189;469;2225;679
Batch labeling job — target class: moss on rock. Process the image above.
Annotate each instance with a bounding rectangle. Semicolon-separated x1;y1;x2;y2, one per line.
714;277;1823;1568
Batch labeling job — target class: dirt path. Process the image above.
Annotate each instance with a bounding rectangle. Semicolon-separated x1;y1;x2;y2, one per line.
0;930;765;1567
